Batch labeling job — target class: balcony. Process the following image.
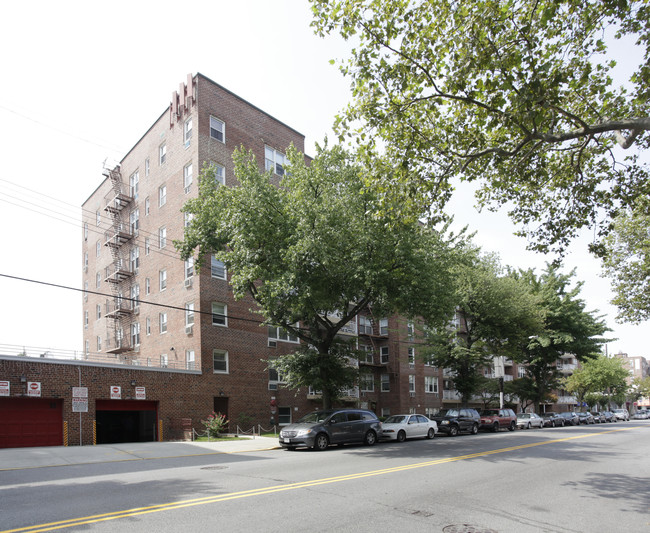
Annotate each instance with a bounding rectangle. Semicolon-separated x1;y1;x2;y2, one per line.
556;363;578;374
443;390;462;400
104;187;133;214
104;227;133;248
557;395;577;404
104;264;133;284
105;301;134;319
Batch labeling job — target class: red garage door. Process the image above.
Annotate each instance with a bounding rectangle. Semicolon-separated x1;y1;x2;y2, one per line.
0;398;63;448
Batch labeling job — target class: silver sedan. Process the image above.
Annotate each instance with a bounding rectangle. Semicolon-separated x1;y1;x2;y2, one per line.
517;412;544;429
380;414;438;442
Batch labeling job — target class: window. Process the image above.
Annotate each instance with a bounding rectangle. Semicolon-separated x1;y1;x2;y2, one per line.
380;346;389;364
213;349;229;373
186;349;195;370
518;366;527;378
359;315;372;335
145;197;150;216
129;209;139;234
97;336;101;351
131;284;140;307
158;227;167;249
160;354;168;368
146;317;151;335
184;212;194;228
381;374;390;392
211;255;226;279
130;247;140;272
185;302;194;326
268;325;298;343
96;240;101;257
185;257;194;279
407;321;415;339
183;162;193;193
212;302;227;326
409;374;416;393
159;143;166;165
265;146;287;176
159;269;167;291
131;322;140;347
85;340;89;355
210;162;225;185
159;312;168;333
145;277;151;295
278;406;291;425
84;311;88;329
84;281;88;302
359;344;373;363
360;372;374;392
269;359;285;384
210;116;225;142
84;252;88;271
96;304;101;319
408;347;415;367
129;171;139;200
145;158;150;177
83;222;88;241
425;376;439;393
145;237;150;256
96;210;101;226
96;272;101;288
159;185;167;207
379;318;388;335
184;117;192;148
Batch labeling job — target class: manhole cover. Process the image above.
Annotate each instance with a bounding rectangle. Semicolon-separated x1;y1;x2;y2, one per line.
442;526;498;533
200;466;227;470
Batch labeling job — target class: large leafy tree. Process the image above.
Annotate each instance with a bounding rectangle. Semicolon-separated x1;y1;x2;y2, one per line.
564;354;630;408
311;0;650;292
514;265;609;412
426;253;544;406
177;144;459;409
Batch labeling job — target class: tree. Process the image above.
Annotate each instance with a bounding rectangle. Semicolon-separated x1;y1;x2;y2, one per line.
177;144;460;409
311;0;650;282
564;355;630;409
425;252;544;406
514;265;609;412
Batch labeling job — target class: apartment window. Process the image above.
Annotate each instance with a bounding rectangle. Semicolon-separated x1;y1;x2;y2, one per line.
184;212;194;228
213;349;229;373
96;210;101;226
96;272;101;288
359;344;373;364
159;269;167;291
85;340;89;355
159;143;166;165
381;373;390;392
160;354;168;368
407;320;415;339
425;376;439;393
131;322;140;347
159;185;167;207
212;302;227;326
96;304;101;319
130;247;140;272
210;162;225;185
211;255;226;279
379;318;388;335
96;240;101;257
145;158;150;177
129;171;139;200
409;375;416;393
145;277;151;295
97;336;101;352
518;366;527;378
265;146;287;176
159;312;168;333
210;116;225;142
84;252;88;272
183;162;193;193
146;317;151;335
84;281;88;302
145;237;150;256
185;302;195;326
158;227;167;249
360;372;374;392
84;311;88;329
145;197;150;216
184;117;192;148
129;209;139;234
269;360;285;384
359;315;372;335
278;406;291;425
408;347;415;367
186;349;195;370
380;346;389;364
83;222;88;241
131;284;140;307
268;325;298;343
185;257;194;279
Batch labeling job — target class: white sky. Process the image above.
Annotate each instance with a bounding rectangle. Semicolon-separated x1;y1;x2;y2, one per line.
0;0;645;359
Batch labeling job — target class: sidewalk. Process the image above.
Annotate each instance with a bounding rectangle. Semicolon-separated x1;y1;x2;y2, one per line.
0;436;281;471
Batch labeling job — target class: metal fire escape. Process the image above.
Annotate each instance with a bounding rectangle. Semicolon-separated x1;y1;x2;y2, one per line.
102;165;135;357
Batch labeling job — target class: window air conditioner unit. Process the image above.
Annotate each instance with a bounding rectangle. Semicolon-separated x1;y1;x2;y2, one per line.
133;306;140;315
185;325;193;335
410;392;416;398
268;382;278;390
268;340;277;348
184;277;193;288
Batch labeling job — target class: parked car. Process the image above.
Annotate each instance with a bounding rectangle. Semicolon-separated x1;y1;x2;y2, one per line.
517;412;544;429
613;408;630;421
602;411;617;423
279;409;382;450
578;412;595;424
591;412;607;423
632;410;649;420
541;412;565;427
479;408;517;432
558;412;580;426
380;414;437;442
431;408;480;436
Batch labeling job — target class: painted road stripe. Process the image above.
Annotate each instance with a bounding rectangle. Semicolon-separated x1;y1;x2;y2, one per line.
1;426;641;533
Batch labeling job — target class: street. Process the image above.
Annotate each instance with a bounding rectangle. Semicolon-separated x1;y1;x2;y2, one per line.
1;422;649;533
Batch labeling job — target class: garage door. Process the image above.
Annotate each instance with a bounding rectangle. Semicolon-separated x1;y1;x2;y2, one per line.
96;400;158;444
0;398;63;448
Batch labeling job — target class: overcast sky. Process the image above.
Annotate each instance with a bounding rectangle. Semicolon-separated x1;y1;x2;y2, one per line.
0;0;645;359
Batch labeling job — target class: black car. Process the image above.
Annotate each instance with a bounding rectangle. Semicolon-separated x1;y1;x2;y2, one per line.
541;412;565;427
558;411;580;426
431;408;480;436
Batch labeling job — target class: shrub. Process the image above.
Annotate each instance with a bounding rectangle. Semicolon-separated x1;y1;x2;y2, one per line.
201;411;229;437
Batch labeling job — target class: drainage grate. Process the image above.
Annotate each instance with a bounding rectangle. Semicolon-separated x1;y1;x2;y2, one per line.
442;526;498;533
200;466;228;470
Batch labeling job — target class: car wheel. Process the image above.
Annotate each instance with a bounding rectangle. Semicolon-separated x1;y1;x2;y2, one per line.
396;430;406;443
492;422;499;432
313;433;329;451
526;422;531;429
426;428;435;439
551;421;555;428
364;430;377;446
449;425;460;437
471;423;479;435
285;446;296;451
508;421;516;431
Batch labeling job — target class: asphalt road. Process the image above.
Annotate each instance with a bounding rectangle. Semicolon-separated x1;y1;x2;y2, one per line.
1;422;649;533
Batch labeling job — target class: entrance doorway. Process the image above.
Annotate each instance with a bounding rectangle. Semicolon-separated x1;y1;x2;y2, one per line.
95;400;158;444
213;396;229;431
0;398;63;448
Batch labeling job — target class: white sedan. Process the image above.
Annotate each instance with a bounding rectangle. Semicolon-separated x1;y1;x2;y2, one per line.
380;414;438;442
517;412;544;429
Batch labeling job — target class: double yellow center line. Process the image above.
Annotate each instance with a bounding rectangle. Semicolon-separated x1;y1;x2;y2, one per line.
3;426;639;533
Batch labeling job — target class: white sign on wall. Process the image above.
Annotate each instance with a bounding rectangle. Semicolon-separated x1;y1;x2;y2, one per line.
110;386;121;400
72;387;89;412
0;381;9;396
135;387;146;400
27;382;41;397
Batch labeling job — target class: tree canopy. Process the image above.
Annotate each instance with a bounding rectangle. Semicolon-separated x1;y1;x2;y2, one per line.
177;144;460;408
311;0;650;306
563;354;630;408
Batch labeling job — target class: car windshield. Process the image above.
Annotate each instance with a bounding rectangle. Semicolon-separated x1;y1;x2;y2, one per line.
298;410;335;423
439;409;459;417
482;410;499;416
559;413;571;417
518;413;531;418
384;416;407;424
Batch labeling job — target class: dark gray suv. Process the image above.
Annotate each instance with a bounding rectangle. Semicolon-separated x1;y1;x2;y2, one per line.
279;409;382;450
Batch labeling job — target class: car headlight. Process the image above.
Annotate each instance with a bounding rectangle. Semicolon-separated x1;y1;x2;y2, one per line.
441;420;450;425
383;429;395;433
296;429;313;437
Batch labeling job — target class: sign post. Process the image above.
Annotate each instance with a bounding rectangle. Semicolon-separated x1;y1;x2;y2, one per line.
72;387;88;446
